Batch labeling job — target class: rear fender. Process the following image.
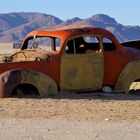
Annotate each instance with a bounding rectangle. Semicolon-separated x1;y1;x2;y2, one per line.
115;59;140;93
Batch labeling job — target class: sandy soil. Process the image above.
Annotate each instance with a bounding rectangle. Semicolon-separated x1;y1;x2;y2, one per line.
0;92;140;121
0;92;140;139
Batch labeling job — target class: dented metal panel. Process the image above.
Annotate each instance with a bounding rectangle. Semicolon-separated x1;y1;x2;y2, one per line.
115;59;140;93
0;69;57;97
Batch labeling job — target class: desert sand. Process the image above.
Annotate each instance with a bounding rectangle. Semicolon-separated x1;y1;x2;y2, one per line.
0;92;140;140
0;92;140;121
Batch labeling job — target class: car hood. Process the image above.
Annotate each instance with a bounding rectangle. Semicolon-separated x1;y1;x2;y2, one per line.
8;48;51;62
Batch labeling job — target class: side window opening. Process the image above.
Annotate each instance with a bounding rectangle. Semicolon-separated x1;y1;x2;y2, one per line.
65;39;75;54
65;36;100;54
103;38;116;51
84;36;100;52
75;37;86;53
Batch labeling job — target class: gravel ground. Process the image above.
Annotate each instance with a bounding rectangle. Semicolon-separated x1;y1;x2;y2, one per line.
1;118;140;140
0;92;140;140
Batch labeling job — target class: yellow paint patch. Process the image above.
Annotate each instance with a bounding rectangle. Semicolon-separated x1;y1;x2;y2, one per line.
60;52;103;91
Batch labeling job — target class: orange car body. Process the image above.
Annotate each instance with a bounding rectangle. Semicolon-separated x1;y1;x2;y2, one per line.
0;27;140;97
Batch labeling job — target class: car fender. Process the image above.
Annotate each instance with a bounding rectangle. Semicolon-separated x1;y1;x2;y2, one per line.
115;59;140;93
0;68;57;97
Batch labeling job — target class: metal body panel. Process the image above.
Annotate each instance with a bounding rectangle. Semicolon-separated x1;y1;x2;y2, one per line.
60;52;103;91
103;49;133;86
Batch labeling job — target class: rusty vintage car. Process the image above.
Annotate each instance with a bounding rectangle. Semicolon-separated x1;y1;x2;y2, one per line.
0;27;140;97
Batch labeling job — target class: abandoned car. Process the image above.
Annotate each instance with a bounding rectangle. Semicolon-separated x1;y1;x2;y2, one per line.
0;27;140;97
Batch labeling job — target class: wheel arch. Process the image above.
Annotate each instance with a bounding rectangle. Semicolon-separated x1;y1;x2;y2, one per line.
0;68;57;97
115;59;140;93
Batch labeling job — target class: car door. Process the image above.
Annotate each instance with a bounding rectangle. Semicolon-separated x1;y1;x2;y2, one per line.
60;35;103;91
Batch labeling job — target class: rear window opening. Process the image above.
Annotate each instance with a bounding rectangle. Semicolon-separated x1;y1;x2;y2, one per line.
103;38;116;51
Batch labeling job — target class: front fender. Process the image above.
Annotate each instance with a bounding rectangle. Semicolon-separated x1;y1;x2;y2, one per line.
115;59;140;93
0;68;57;97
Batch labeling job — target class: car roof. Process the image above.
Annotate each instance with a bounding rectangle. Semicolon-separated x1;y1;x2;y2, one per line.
26;26;115;40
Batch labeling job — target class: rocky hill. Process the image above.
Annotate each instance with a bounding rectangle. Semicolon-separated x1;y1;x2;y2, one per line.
57;14;140;42
0;12;62;43
0;12;139;43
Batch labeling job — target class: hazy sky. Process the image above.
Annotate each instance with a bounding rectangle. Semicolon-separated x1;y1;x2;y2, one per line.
0;0;140;25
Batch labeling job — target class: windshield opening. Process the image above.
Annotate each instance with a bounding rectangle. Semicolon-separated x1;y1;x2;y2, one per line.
22;36;61;51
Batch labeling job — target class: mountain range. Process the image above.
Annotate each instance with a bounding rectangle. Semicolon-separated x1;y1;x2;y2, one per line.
0;12;140;43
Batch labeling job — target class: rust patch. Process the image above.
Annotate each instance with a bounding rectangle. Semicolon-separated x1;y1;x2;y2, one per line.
0;69;23;97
